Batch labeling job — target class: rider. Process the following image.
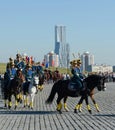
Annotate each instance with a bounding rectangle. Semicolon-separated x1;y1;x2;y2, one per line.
6;57;14;72
70;59;84;91
23;63;34;83
54;68;60;77
14;53;25;70
7;62;17;80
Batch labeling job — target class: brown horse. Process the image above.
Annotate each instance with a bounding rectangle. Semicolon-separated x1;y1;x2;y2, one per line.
52;71;61;83
4;69;25;109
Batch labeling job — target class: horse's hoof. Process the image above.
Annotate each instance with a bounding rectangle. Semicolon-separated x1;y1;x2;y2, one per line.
97;109;100;112
8;106;11;109
74;109;77;113
20;100;22;103
4;104;7;108
58;110;62;114
65;109;69;112
89;110;92;114
56;109;62;114
79;109;82;113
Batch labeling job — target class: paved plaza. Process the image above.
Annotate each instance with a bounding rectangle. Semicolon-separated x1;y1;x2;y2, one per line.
0;82;115;130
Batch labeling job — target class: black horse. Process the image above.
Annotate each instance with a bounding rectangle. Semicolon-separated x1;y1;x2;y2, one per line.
37;72;45;91
45;74;106;114
4;69;25;109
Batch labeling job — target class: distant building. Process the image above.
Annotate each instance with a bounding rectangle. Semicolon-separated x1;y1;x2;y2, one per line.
113;66;115;72
81;51;94;72
44;51;59;67
88;64;113;73
54;25;70;68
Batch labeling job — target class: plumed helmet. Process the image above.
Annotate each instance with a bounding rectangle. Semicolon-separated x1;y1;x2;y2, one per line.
76;59;82;64
26;63;32;68
16;53;21;58
9;57;13;61
70;60;77;66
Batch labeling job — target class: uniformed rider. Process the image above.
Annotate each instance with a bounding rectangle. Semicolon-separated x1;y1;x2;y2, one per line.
70;59;84;91
14;53;25;70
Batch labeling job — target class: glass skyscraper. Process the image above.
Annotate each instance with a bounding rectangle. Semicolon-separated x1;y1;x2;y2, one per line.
54;25;70;68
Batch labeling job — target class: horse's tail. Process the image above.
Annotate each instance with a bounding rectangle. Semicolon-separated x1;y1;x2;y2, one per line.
45;82;58;104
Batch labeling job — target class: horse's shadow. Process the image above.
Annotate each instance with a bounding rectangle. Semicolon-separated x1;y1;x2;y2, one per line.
94;114;115;117
0;108;56;115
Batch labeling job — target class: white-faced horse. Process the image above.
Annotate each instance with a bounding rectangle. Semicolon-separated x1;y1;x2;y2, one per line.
23;75;39;109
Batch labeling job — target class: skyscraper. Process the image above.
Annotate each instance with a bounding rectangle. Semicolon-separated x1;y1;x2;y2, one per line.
81;51;94;72
54;25;70;68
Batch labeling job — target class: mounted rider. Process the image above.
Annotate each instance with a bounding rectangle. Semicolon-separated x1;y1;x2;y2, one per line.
14;53;25;70
6;57;14;72
70;59;84;91
22;63;35;94
23;63;34;83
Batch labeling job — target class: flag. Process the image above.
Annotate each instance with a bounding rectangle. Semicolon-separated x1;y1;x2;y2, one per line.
45;62;49;68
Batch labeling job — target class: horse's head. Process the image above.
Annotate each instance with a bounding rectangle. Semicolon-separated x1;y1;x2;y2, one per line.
32;75;39;86
84;74;106;91
12;77;23;93
94;75;107;91
99;75;107;91
16;69;25;82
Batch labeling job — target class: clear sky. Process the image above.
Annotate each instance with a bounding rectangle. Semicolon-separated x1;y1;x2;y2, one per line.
0;0;115;65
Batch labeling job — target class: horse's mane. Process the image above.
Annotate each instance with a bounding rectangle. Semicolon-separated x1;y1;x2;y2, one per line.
84;74;102;82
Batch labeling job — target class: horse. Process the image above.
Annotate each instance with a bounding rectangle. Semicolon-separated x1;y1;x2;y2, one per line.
4;69;25;109
45;74;106;114
37;72;45;91
44;70;52;84
52;71;61;83
23;75;39;109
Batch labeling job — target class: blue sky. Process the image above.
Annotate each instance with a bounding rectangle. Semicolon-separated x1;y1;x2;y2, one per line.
0;0;115;65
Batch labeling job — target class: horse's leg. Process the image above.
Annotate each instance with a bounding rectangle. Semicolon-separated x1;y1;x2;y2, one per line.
8;95;12;109
19;91;23;103
23;94;29;107
63;96;69;112
84;95;92;114
74;96;84;113
15;94;19;109
29;94;35;109
56;96;63;114
4;91;8;108
23;95;26;107
90;94;100;112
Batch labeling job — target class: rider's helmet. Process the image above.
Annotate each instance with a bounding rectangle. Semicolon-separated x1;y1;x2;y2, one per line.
76;59;82;65
26;63;32;68
16;53;21;59
9;57;13;62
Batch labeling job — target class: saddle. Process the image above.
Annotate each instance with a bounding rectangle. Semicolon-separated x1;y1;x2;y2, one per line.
68;82;80;92
68;81;87;92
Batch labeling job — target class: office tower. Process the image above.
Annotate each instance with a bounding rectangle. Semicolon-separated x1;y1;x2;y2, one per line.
81;51;94;72
54;25;70;68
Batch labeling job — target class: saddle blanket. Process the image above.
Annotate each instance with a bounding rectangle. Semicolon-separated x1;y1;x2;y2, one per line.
68;82;80;91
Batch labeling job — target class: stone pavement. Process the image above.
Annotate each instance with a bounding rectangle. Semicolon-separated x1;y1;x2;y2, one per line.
0;82;115;130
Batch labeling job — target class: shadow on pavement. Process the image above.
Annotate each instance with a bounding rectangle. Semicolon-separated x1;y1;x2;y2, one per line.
94;114;115;117
0;110;57;115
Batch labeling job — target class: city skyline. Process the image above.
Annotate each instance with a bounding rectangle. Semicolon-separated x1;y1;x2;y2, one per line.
0;0;115;65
